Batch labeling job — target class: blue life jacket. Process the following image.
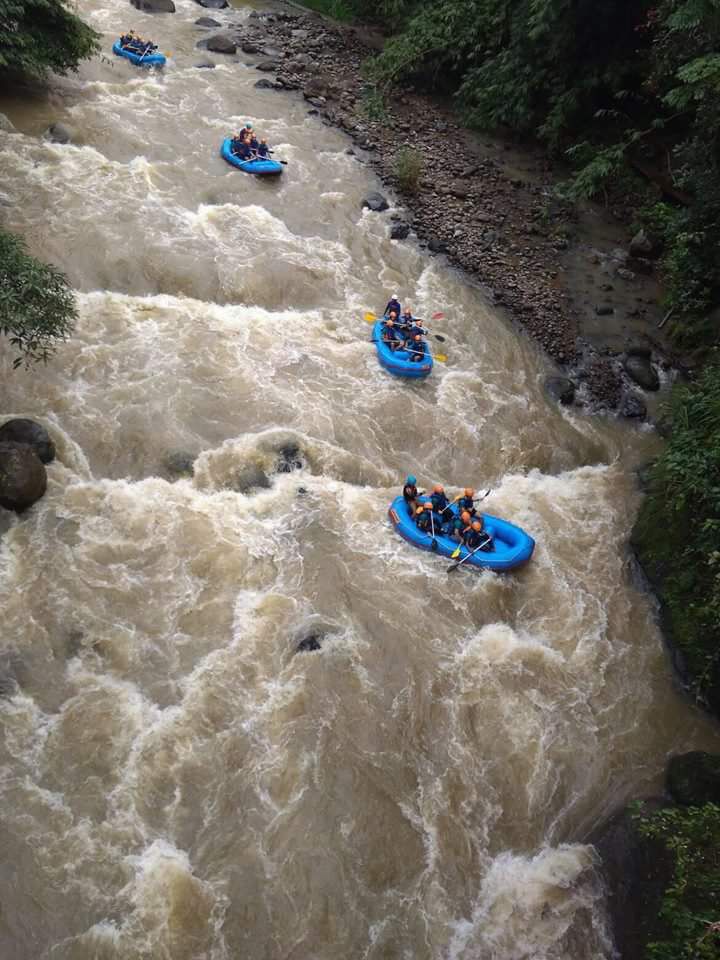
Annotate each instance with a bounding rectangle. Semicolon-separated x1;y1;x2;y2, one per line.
430;492;449;514
385;299;401;317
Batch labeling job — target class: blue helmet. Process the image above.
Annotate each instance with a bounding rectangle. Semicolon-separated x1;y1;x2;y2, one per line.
406;474;416;485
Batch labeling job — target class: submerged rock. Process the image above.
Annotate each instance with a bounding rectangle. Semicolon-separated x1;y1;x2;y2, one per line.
390;222;410;240
667;752;720;805
296;634;322;653
195;15;220;26
427;236;448;254
254;78;277;89
623;354;659;392
163;451;196;478
194;59;216;68
0;442;47;512
275;443;304;474
362;192;389;213
544;377;576;406
44;122;73;144
0;419;55;464
195;0;228;8
234;465;270;494
131;0;175;10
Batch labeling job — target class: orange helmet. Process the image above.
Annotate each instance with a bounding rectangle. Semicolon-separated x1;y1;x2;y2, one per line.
464;487;474;497
460;511;471;524
433;484;444;494
472;519;483;531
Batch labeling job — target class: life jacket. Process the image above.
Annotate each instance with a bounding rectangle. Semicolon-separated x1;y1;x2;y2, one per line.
430;492;449;513
415;511;431;532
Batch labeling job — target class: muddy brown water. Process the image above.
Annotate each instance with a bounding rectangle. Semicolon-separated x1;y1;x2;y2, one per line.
0;2;718;957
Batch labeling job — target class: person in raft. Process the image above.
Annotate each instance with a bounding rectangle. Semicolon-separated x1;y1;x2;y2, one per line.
407;334;426;362
446;510;472;540
463;517;493;552
414;503;432;533
452;487;477;516
382;314;404;351
230;132;253;160
402;475;424;511
384;294;402;318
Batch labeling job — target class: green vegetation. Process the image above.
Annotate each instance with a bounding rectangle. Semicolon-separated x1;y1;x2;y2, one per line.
333;0;720;348
635;802;720;959
0;231;77;366
295;0;354;21
0;0;99;79
393;144;423;192
632;361;720;710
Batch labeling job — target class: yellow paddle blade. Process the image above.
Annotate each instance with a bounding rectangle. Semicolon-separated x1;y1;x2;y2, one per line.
434;353;448;363
364;311;377;324
451;545;461;559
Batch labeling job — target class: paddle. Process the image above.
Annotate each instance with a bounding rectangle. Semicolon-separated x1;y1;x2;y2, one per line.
428;505;438;551
268;150;288;165
447;535;493;573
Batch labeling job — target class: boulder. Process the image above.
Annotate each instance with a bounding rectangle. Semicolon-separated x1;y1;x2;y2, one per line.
619;392;647;420
362;192;389;213
623;354;660;391
255;59;280;71
303;79;327;100
195;16;220;26
130;0;175;10
206;34;236;53
0;442;47;512
0;419;55;463
194;0;227;8
626;344;652;359
629;228;656;258
427;237;448;254
667;752;720;806
241;41;262;53
448;181;470;199
45;122;73;144
545;377;576;406
254;78;277;89
194;59;216;68
390;222;410;240
595;304;614;316
261;45;283;59
234;465;270;494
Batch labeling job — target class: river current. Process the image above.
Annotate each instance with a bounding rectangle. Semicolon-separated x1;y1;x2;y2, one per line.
1;2;718;957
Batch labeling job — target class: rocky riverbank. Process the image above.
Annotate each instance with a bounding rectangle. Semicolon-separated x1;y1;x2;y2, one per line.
195;2;674;417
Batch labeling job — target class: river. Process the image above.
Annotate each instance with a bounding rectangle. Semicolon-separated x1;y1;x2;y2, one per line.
0;2;718;957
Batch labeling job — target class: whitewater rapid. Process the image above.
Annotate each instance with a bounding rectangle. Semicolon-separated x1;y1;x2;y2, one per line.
0;1;718;957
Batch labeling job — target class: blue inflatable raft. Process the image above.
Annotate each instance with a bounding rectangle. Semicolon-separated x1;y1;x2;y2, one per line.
112;40;166;67
220;138;284;176
372;320;433;379
388;496;535;572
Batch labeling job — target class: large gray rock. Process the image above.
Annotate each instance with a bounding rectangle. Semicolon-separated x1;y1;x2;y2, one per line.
0;442;47;512
0;419;55;464
624;354;660;391
45;122;73;144
131;0;175;10
390;222;410;240
195;0;228;7
206;34;236;53
255;59;280;71
195;16;220;26
254;78;278;89
667;752;720;806
362;192;389;213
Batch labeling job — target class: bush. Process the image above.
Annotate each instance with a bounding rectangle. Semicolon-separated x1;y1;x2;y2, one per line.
635;802;720;960
394;145;423;193
0;0;100;78
0;230;77;366
632;360;720;708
